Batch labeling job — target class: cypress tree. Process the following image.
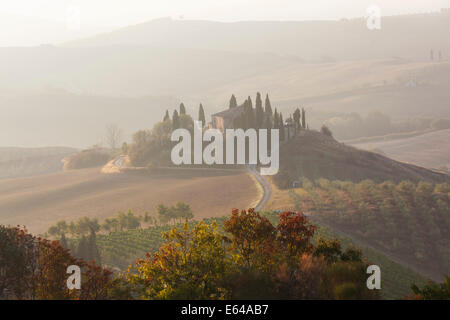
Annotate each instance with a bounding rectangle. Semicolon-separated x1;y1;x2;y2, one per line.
198;104;206;127
279;113;285;141
293;108;301;129
179;103;186;115
255;92;264;129
293;108;301;136
77;236;89;261
172;110;180;129
232;117;240;129
264;112;272;130
163;110;170;122
273;109;279;129
88;230;102;265
247;96;253;109
302;108;306;129
59;233;68;249
246;97;255;129
229;94;237;109
264;114;272;151
265;94;273;115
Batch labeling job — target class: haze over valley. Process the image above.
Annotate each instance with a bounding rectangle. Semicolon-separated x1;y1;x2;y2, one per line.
1;1;449;301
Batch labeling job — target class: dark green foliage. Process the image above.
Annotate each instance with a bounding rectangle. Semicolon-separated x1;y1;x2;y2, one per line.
244;98;255;129
273;109;279;129
76;236;89;261
229;94;237;109
264;94;273;115
163;110;170;121
198;103;206;127
301;108;306;129
264;112;272;130
87;230;102;265
121;142;128;154
65;149;111;170
411;276;450;299
321;124;333;137
247;96;253;109
172;110;180;129
255;92;264;129
279;113;285;141
313;237;342;264
157;201;194;225
179;103;186;115
293;108;301;129
59;233;68;249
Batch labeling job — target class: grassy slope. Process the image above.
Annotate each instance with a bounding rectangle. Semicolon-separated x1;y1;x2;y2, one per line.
278;130;449;184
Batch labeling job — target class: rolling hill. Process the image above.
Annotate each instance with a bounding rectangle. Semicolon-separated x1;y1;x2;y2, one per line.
0;92;178;147
290;179;449;281
207;59;450;121
0;147;77;179
66;14;450;61
0;167;259;234
276;130;449;186
351;128;450;170
2;57;450;147
2;13;450;148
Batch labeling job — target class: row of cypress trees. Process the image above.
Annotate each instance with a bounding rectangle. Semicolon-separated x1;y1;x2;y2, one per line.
163;102;206;129
60;229;102;265
230;93;307;140
161;93;306;134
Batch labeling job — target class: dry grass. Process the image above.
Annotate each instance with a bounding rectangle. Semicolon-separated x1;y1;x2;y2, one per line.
264;177;296;212
0;168;259;234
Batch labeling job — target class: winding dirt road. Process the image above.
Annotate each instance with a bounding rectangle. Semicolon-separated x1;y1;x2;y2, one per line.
247;165;272;212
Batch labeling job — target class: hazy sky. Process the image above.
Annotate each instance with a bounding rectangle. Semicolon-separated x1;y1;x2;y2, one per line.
0;0;449;46
1;0;449;26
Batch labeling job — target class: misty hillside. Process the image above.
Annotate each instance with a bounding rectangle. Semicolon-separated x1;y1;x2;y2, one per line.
0;45;290;97
352;128;450;170
0;93;178;147
276;130;449;186
0;13;111;47
0;146;77;179
2;13;450;148
66;14;450;61
208;60;450;118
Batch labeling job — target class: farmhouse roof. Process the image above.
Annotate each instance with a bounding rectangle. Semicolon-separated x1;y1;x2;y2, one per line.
212;104;246;119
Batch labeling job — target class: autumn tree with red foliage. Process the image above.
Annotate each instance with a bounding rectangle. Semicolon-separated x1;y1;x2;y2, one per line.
222;209;377;300
277;211;316;258
2;209;380;300
224;208;276;271
0;225;121;300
